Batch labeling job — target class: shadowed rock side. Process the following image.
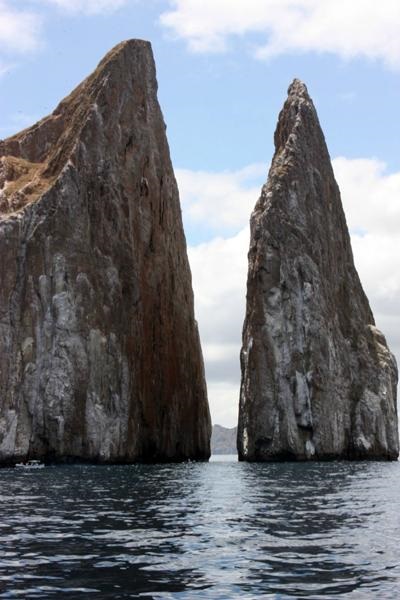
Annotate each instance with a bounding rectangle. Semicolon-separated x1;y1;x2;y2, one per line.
0;40;211;465
238;80;398;461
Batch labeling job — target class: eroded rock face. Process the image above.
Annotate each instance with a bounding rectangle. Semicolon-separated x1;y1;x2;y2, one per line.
0;40;211;465
238;79;398;461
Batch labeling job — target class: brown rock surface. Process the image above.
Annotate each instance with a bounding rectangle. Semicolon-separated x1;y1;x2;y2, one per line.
0;40;211;465
238;79;398;461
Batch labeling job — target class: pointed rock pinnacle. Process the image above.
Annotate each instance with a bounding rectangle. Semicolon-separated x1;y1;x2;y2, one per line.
238;81;398;461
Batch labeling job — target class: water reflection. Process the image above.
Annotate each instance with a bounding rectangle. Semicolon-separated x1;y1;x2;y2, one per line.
235;463;384;597
0;461;399;598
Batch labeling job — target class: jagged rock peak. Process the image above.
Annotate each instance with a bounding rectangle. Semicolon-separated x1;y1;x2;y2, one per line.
282;78;313;122
238;80;398;462
288;78;308;96
0;40;158;218
0;40;211;465
270;77;330;176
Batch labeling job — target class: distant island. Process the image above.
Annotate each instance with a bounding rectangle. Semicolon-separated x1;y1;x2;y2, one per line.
211;425;237;455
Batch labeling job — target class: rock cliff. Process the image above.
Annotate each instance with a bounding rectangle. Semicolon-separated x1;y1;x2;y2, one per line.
0;40;211;465
238;79;398;461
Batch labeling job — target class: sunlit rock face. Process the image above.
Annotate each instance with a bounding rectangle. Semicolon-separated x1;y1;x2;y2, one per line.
0;40;211;465
238;79;398;461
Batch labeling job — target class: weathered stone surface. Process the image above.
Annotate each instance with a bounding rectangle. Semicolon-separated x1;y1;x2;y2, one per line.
238;79;398;461
0;40;211;465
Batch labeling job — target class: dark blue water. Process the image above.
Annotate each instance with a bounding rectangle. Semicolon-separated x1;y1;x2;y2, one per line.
0;457;399;599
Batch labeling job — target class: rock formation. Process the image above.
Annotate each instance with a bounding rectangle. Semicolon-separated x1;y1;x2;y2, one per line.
0;40;211;465
238;79;398;461
211;425;238;455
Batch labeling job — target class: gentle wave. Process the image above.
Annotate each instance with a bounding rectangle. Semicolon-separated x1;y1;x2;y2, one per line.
0;460;399;598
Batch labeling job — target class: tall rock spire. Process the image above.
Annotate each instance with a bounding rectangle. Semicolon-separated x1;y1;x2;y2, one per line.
238;79;398;461
0;40;211;465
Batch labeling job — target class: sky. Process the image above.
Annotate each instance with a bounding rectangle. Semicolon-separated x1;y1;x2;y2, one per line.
1;0;400;428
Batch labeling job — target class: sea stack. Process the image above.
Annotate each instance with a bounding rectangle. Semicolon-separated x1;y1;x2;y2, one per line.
0;40;211;465
238;79;398;461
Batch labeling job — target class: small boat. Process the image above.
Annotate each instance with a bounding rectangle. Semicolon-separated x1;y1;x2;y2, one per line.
15;460;45;469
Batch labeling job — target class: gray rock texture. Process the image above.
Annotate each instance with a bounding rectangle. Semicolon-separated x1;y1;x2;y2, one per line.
238;79;398;461
0;40;211;465
211;425;237;455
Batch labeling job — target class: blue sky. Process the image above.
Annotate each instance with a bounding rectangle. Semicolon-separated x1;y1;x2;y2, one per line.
1;0;400;426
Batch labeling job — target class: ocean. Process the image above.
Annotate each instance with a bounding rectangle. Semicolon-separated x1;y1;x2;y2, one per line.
1;456;399;598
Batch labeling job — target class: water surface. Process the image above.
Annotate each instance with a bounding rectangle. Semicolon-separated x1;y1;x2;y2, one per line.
1;457;399;598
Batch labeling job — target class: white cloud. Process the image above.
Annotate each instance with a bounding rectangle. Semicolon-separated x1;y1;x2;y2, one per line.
351;231;400;360
188;229;249;427
0;0;133;80
333;158;400;236
0;1;42;54
43;0;129;15
161;0;400;68
177;163;265;236
182;158;400;427
206;382;240;428
0;0;129;75
334;157;400;359
177;164;264;426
